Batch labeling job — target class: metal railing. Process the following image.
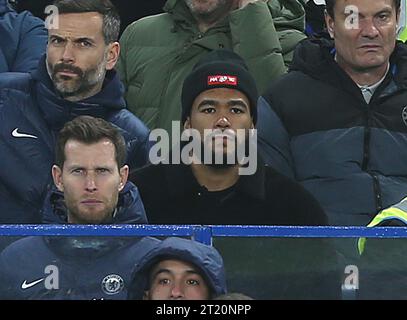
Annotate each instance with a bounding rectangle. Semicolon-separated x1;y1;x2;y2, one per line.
1;225;407;244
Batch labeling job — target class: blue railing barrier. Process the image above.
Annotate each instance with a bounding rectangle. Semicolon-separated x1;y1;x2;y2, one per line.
1;225;406;299
1;225;407;245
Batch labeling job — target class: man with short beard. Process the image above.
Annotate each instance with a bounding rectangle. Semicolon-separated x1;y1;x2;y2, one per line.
259;0;405;224
256;0;405;249
129;50;341;299
0;0;150;225
117;0;307;133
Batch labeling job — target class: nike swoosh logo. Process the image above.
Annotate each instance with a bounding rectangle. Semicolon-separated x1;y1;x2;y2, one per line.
12;128;38;139
21;278;44;289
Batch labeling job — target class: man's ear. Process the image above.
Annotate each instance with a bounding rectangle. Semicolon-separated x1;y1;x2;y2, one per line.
106;42;120;70
184;117;191;130
119;165;129;191
142;290;149;300
52;165;64;192
324;10;335;38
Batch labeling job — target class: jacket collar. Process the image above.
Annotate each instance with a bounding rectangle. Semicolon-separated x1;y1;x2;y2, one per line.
164;158;266;201
32;55;126;131
164;0;230;34
42;181;147;258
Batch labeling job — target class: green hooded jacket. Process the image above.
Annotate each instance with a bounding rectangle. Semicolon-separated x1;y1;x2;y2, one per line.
117;0;306;132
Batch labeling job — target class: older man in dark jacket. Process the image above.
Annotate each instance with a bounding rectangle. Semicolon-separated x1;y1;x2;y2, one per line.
0;0;150;224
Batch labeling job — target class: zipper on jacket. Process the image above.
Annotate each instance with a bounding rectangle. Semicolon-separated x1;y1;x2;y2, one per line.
362;104;383;213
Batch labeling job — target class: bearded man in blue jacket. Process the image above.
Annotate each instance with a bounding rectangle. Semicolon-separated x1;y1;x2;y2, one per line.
0;116;158;300
0;0;150;224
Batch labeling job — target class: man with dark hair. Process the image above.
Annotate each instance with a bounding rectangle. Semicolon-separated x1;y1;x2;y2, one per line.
257;0;406;262
117;0;307;132
0;116;159;300
0;0;150;224
128;237;227;300
0;0;47;72
302;0;327;36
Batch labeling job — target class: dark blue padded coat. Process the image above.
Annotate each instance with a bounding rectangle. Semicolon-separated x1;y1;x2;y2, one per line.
0;181;160;300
